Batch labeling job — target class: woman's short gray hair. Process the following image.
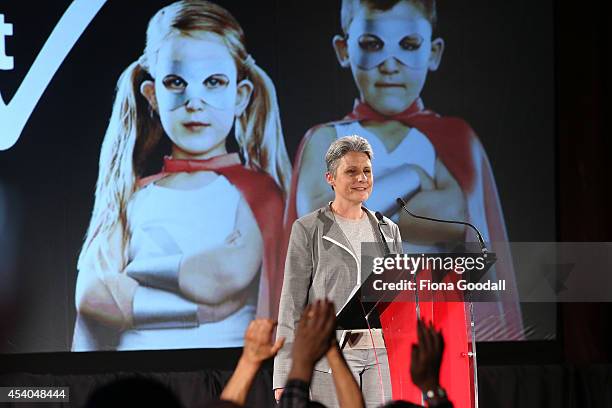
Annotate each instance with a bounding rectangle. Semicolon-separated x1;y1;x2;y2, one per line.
325;135;373;176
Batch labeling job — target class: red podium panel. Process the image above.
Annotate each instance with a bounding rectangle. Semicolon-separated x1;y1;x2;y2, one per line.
379;267;477;408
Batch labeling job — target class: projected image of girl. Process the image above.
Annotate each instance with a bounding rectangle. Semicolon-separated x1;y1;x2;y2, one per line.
72;0;290;351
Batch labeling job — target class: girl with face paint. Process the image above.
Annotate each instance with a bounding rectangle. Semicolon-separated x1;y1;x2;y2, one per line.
72;0;290;351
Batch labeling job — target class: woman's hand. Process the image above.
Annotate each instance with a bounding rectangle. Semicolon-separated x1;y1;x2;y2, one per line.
274;388;284;402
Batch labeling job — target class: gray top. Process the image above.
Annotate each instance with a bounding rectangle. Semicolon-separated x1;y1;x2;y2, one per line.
334;212;377;264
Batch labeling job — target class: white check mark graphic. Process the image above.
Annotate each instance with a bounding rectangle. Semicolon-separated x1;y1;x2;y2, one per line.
0;0;107;151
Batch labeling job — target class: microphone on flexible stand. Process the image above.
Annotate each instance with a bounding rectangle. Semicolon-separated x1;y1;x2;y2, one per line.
374;211;391;256
395;197;489;256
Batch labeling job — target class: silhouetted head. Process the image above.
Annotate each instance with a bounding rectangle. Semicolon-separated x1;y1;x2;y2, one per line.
84;377;182;407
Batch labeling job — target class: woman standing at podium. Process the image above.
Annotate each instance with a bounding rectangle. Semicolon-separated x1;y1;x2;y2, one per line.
273;135;402;407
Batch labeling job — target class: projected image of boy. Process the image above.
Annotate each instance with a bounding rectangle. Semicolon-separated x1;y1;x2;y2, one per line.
285;0;524;406
288;0;522;336
72;0;290;351
291;0;458;240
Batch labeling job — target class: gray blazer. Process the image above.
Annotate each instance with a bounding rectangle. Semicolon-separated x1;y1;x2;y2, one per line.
273;204;402;389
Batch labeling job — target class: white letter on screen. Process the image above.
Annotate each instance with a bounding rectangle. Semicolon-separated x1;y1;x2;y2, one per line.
0;14;14;70
0;0;107;150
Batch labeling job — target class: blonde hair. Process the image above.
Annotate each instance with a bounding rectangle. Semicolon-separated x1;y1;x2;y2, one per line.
78;0;291;274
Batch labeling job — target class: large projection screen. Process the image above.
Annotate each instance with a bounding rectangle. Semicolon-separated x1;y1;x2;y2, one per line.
0;0;555;353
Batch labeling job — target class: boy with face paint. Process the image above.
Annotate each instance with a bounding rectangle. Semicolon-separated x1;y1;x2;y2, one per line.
292;0;457;238
283;1;524;407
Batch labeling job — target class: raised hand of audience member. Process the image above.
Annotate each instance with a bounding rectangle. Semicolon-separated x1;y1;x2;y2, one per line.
326;341;365;408
242;319;285;365
288;299;337;383
410;319;451;407
220;319;284;406
410;319;443;391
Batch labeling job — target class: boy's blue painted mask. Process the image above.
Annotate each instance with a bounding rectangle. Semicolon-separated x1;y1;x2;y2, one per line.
346;16;432;70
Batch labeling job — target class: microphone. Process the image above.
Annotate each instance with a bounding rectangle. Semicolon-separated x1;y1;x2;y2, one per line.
395;197;488;255
374;211;391;256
